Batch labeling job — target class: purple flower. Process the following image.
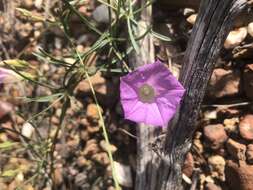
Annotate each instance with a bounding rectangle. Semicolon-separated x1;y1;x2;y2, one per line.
120;60;185;127
0;68;20;84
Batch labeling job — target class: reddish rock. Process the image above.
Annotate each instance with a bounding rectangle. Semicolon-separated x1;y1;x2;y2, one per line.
83;139;99;156
243;64;253;100
205;183;222;190
225;160;253;190
0;101;12;119
193;138;204;154
216;148;227;157
246;144;253;164
226;138;246;161
207;68;240;98
86;103;101;120
239;115;253;140
182;152;194;177
203;124;228;149
54;167;63;186
92;152;110;166
219;108;241;117
1;122;19;140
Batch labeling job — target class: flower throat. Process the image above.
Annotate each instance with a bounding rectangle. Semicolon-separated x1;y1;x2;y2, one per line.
138;84;155;103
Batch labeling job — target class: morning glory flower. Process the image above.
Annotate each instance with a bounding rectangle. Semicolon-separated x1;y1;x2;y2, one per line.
120;60;185;127
0;68;21;84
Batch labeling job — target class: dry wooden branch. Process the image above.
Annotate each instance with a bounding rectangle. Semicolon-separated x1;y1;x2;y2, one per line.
130;1;164;190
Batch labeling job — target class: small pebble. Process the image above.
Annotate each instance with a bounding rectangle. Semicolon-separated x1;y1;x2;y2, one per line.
186;14;197;25
224;118;239;133
203;124;228;149
239;115;253;140
243;64;253;100
86;103;102;120
226;138;246;161
100;140;117;154
0;101;12;119
208;155;225;180
92;152;110;165
92;4;110;24
182;152;194;177
224;27;247;49
21;122;34;138
114;161;133;188
205;183;222;190
246;144;253;164
247;22;253;37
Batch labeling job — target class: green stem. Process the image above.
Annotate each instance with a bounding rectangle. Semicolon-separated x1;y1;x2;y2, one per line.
76;52;120;190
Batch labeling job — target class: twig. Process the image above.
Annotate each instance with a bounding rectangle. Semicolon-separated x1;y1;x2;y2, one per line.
189;170;200;190
118;128;138;139
202;101;251;108
49;95;69;189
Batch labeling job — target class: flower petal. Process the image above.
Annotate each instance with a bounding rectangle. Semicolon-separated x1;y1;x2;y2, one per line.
156;100;176;123
121;98;139;116
160;89;185;105
120;61;166;91
124;101;147;123
124;102;166;126
155;89;185;124
120;78;138;100
144;103;165;126
145;63;185;97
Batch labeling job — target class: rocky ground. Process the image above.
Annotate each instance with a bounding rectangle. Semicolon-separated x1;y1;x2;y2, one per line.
0;0;253;190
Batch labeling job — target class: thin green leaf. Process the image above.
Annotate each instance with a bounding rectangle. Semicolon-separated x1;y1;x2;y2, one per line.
24;93;64;103
1;169;19;177
16;8;45;22
135;26;152;41
100;67;128;73
96;0;117;10
151;30;172;42
33;49;73;67
0;141;18;149
127;17;139;53
0;59;29;68
133;0;154;15
129;17;138;26
110;46;133;64
61;9;72;38
3;63;55;89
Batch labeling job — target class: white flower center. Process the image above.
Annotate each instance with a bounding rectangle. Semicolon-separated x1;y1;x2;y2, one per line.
138;84;155;103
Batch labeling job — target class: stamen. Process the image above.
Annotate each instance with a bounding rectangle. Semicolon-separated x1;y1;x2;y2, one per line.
138;84;155;103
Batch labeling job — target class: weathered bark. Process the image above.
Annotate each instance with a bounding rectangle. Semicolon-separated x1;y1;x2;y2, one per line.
158;0;200;9
156;0;247;190
130;1;164;190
